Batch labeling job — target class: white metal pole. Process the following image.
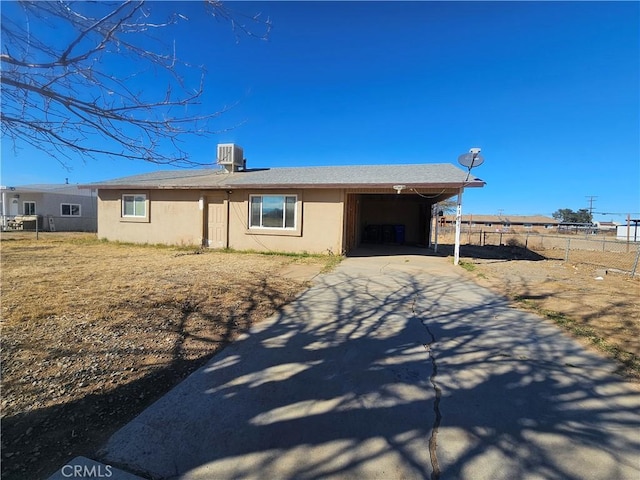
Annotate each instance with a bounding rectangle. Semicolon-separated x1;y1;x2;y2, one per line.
428;205;433;249
1;190;5;230
454;188;463;265
434;205;439;253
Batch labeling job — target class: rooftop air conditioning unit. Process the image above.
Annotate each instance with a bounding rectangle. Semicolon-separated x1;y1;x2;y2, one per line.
217;143;244;172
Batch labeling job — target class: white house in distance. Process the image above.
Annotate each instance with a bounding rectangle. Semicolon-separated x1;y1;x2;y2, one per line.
1;184;98;232
594;220;619;232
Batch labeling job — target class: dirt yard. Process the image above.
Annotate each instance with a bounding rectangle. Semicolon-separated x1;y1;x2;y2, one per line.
1;234;638;480
455;243;639;380
0;232;338;480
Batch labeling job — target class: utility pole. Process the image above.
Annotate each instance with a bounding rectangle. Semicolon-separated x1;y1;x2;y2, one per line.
586;196;598;219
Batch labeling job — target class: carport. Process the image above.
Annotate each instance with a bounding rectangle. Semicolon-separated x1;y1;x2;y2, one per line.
343;188;460;253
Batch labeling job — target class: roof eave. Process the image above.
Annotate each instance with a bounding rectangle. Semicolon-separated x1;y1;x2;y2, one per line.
82;180;486;190
224;181;486;190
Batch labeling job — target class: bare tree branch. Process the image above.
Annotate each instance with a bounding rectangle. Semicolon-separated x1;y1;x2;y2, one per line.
0;0;271;167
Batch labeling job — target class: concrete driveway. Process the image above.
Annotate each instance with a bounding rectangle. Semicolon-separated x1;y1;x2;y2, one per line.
97;249;640;480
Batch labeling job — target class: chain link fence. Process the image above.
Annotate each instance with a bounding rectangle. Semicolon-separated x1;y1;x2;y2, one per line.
1;214;96;233
439;229;640;276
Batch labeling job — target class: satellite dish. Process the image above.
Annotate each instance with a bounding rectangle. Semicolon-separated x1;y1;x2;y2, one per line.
458;152;484;169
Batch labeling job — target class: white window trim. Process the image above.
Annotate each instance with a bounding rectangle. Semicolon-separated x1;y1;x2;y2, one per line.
120;193;150;223
122;193;147;218
249;194;298;230
61;203;82;217
23;201;36;215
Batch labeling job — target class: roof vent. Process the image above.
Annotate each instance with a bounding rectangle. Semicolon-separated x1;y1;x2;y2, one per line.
217;143;245;173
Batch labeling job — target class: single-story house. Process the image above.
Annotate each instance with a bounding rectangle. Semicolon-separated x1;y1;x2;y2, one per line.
85;144;484;254
441;214;559;232
1;184;97;232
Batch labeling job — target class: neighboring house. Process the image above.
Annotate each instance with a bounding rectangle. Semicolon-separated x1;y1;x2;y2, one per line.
0;184;97;232
441;214;559;232
85;144;485;254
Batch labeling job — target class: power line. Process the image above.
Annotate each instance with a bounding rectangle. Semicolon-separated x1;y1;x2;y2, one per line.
594;212;640;216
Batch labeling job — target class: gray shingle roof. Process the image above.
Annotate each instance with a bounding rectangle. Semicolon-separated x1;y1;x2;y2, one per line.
85;169;229;188
226;164;482;187
4;184;95;196
84;164;484;189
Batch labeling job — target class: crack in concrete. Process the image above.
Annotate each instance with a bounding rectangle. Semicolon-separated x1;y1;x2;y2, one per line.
412;296;442;480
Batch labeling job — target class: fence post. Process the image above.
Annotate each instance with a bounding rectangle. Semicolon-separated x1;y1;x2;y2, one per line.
564;238;570;262
36;217;39;240
632;247;640;277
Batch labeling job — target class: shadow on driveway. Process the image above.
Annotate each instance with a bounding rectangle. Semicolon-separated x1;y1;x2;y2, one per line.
98;253;640;480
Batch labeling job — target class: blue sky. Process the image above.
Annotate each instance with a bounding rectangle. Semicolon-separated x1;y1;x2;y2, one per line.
2;1;639;223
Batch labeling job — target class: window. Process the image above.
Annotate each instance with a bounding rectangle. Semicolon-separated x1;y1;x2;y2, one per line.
122;194;146;217
61;203;81;216
249;195;296;229
23;201;36;215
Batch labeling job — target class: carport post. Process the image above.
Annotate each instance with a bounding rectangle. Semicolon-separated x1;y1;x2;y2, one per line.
433;204;439;253
454;187;463;265
454;147;484;265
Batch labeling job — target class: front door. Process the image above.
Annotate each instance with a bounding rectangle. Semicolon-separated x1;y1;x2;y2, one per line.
206;195;227;248
10;199;19;216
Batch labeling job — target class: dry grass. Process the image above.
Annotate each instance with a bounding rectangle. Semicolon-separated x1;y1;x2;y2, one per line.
1;232;339;480
454;245;640;379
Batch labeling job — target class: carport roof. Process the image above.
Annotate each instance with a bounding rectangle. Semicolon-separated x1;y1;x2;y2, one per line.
84;163;485;190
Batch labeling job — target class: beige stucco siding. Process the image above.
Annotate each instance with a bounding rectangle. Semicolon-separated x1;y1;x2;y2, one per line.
98;190;204;246
98;188;345;253
228;189;344;254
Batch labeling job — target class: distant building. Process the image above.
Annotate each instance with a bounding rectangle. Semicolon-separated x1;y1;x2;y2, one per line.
594;221;619;232
1;184;97;232
617;222;640;242
441;214;558;232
